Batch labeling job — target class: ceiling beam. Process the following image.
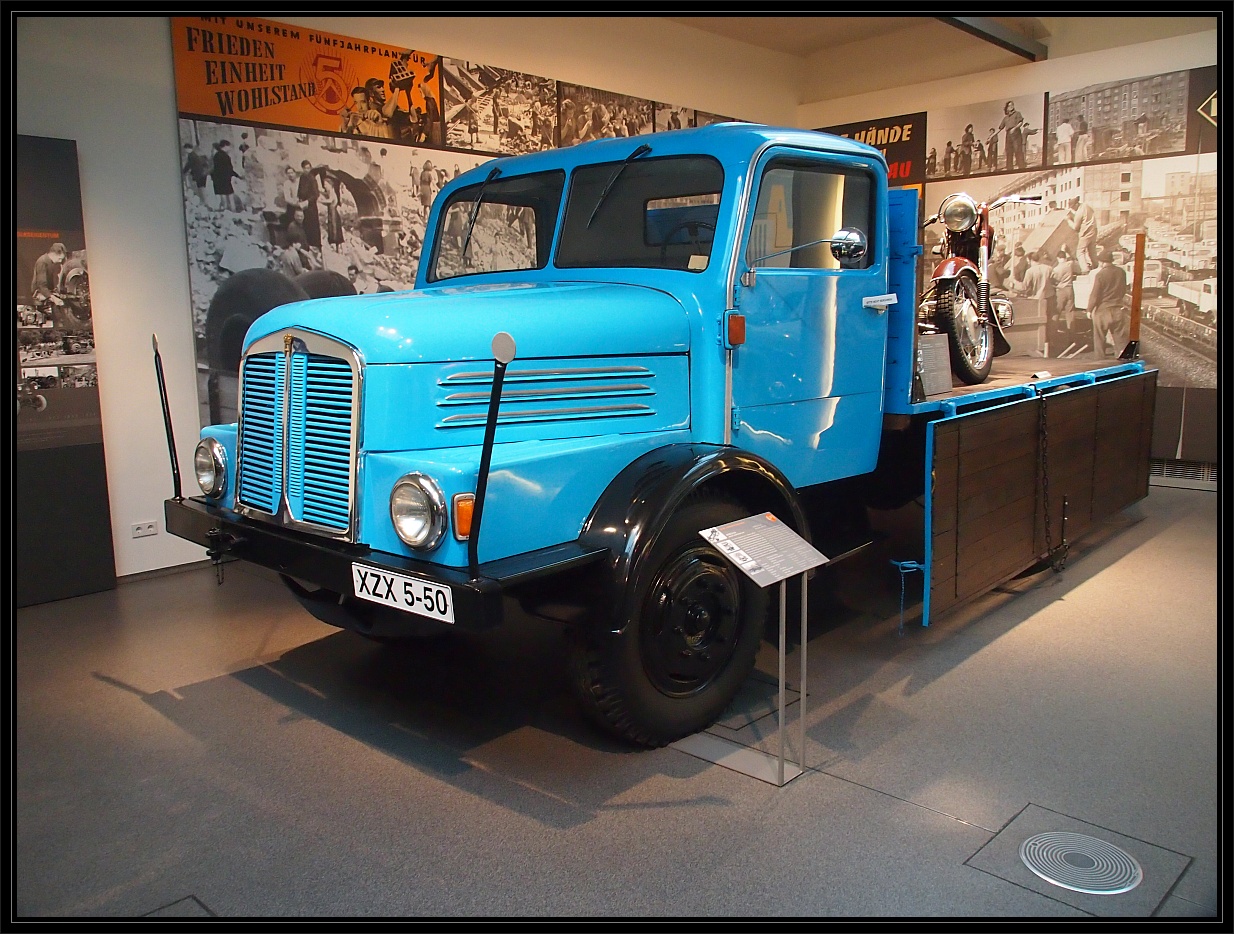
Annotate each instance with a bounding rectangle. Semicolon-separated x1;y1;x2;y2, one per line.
937;17;1048;62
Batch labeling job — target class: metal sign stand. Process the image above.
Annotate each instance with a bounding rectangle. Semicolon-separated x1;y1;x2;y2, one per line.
774;573;811;785
690;512;829;787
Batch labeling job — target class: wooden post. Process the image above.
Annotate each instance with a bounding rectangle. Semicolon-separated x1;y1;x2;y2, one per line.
1120;232;1145;359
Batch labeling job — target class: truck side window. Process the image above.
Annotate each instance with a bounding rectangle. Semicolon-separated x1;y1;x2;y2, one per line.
746;162;874;270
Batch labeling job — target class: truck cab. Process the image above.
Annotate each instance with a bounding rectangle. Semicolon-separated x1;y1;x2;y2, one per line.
165;125;933;745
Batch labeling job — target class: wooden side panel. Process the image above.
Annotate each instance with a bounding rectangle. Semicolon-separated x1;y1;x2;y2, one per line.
926;370;1156;622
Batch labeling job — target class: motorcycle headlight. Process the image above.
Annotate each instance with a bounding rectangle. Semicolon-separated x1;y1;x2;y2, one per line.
940;194;978;232
390;473;446;550
194;437;227;498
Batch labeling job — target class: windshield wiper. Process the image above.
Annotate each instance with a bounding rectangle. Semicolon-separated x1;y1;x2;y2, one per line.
586;143;651;228
459;165;503;263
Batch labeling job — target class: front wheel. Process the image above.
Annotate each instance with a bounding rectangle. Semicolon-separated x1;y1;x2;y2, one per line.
936;276;993;384
568;497;768;747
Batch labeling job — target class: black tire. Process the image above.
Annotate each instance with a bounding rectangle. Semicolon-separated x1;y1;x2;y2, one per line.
936;275;993;384
204;268;309;374
294;269;356;299
568;497;767;747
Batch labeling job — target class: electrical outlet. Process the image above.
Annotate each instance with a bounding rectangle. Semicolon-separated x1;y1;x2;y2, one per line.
132;521;158;538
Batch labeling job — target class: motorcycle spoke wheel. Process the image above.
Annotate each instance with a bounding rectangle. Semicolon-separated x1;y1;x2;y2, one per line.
938;277;993;384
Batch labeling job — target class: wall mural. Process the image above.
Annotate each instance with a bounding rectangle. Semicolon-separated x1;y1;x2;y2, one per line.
170;16;1215;437
557;83;655;147
15;136;101;452
170;15;738;428
821;65;1217;394
442;59;557;155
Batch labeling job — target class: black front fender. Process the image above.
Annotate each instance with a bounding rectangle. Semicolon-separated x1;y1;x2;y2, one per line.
578;444;809;635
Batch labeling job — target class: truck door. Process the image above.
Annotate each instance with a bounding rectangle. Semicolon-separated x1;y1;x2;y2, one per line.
731;151;890;488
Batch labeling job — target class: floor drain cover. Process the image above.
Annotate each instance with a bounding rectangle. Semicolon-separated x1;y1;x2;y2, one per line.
1019;832;1143;895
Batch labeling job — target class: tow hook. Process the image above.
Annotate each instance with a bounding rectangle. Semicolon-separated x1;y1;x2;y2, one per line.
205;527;244;583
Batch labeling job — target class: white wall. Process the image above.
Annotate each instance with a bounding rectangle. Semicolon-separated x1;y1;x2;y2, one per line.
798;30;1217;129
14;15;800;578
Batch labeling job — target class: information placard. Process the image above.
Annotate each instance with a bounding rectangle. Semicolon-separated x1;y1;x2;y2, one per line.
917;332;953;397
699;512;828;588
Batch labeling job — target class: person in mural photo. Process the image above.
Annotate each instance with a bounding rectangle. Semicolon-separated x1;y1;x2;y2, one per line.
31;242;68;308
1086;248;1128;358
418;159;435;219
416;60;443;146
319;175;344;253
1022;249;1056;333
1068;196;1098;273
1009;243;1030;291
1052;246;1080;342
1054;114;1075;165
943;139;955;175
341;79;401;139
984;126;999;171
925;147;937;176
560;99;578;146
959;124;976;175
210;139;243;212
297;160;323;251
347;262;382;294
999;100;1027;171
340;86;369;135
276;164;300;226
182;142;210;206
1073;116;1092;163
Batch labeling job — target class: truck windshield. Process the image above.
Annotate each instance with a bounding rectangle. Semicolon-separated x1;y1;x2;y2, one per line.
557;155;724;271
428;169;565;282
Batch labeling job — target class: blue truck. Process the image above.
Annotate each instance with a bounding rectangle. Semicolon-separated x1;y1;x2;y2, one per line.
163;124;1155;747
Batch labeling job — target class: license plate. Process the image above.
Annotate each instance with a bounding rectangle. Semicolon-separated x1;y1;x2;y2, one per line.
351;563;455;624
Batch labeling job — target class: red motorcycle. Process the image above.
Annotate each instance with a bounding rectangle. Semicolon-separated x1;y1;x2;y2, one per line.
919;192;1040;384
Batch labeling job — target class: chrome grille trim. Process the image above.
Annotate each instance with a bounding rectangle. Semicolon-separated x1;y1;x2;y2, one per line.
234;330;363;541
442;365;654;384
440;383;652;404
440;403;654;426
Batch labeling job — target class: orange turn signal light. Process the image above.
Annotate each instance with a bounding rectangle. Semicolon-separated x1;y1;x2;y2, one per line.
727;313;746;346
452;493;475;541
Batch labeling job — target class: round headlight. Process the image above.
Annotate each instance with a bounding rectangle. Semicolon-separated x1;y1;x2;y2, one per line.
194;437;227;498
940;194;978;232
390;473;446;550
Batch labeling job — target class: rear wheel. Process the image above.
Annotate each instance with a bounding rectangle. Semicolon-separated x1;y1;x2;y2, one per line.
937;275;993;384
568;497;767;747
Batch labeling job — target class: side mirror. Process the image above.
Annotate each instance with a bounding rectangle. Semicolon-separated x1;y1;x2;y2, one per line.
829;227;867;267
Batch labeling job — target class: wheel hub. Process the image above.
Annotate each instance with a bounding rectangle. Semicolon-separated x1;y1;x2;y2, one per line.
642;547;742;697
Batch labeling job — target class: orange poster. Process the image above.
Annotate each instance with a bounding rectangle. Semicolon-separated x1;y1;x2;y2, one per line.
171;15;440;140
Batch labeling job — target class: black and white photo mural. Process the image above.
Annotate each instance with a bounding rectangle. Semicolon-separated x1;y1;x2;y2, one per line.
442;59;557;155
924;95;1047;180
692;110;736;128
1046;70;1191;166
177;116;491;424
557;83;654;146
654;103;692;133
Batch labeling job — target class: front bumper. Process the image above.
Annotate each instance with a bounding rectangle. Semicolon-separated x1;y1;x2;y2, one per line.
165;497;606;635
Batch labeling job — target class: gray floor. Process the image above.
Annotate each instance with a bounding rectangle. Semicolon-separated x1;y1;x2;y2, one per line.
15;485;1219;919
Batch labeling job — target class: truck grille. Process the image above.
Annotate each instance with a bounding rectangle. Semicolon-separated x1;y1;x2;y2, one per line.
236;336;358;538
